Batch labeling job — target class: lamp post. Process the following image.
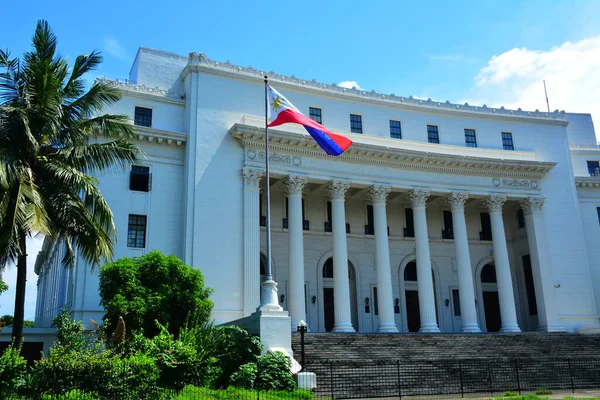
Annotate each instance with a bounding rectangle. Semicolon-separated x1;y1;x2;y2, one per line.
297;320;308;372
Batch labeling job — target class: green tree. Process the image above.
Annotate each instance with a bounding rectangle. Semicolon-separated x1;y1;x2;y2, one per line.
99;251;214;338
0;20;141;346
0;316;34;327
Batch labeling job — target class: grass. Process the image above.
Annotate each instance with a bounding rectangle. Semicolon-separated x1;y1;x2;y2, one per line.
175;385;314;399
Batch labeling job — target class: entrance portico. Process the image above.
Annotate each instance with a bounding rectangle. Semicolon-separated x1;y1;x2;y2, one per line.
233;121;563;334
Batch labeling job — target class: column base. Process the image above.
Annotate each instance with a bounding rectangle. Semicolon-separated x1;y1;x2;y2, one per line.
377;322;399;333
537;324;567;333
419;323;441;333
460;323;482;333
500;324;521;333
332;322;355;333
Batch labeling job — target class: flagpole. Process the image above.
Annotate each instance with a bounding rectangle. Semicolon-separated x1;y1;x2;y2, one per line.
264;75;273;283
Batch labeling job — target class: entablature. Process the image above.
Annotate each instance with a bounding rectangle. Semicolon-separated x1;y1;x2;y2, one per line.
575;177;600;188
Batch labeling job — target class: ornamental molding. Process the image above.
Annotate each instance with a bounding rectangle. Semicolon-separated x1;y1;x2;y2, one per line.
111;125;187;147
368;185;391;205
485;195;507;212
242;168;263;188
492;178;539;189
97;78;185;102
447;192;469;211
327;181;350;200
246;149;301;166
520;197;545;215
185;53;567;125
230;124;555;179
575;177;600;188
283;175;308;195
408;189;431;208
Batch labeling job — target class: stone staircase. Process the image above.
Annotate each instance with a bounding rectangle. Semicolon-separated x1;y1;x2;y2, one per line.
292;332;600;362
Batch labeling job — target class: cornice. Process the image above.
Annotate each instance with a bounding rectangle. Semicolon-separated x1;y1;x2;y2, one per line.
97;78;186;105
575;177;600;188
185;52;567;126
115;125;187;146
229;123;555;179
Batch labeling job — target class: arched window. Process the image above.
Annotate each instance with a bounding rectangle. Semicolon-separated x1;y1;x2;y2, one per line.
404;261;417;281
322;258;355;278
481;263;497;283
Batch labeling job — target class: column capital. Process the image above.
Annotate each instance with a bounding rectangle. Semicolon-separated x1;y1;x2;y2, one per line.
368;185;391;205
447;192;469;212
242;168;263;189
485;195;507;213
327;181;350;200
520;197;545;215
408;189;431;208
283;175;308;195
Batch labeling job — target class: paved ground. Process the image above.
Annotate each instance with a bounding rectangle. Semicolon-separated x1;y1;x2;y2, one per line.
347;390;600;400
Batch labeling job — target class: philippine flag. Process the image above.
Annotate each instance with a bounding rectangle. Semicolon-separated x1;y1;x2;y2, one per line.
267;84;352;156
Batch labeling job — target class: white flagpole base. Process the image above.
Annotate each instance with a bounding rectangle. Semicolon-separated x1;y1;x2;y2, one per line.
259;279;283;312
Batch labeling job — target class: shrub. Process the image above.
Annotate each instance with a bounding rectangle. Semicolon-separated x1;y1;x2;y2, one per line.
41;389;99;400
535;389;552;395
0;343;27;396
230;351;296;392
503;391;519;397
175;385;313;399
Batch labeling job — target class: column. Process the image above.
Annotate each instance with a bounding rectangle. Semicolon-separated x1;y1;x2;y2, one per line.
369;185;399;333
485;195;521;332
447;192;481;333
284;175;308;330
408;189;440;333
242;168;263;316
520;197;565;332
327;181;355;332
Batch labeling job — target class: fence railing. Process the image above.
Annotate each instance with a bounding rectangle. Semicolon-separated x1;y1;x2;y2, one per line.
304;357;600;399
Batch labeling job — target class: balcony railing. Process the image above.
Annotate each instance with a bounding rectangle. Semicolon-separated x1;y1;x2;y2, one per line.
365;225;390;235
283;218;310;230
325;222;351;233
442;228;454;239
590;167;600;177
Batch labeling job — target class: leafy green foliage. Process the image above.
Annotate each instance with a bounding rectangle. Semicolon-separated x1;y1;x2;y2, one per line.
52;308;87;352
99;251;213;338
503;391;519;397
0;278;7;294
535;389;552;395
176;385;314;400
0;316;34;327
0;342;27;396
230;351;296;392
41;389;99;400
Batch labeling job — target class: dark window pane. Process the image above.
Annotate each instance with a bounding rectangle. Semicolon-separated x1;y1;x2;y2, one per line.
480;212;492;240
365;205;374;234
502;132;514;150
587;161;600;176
452;289;461;316
134;107;152;127
127;214;147;248
443;210;454;239
350;114;362;134
464;129;477;147
517;209;525;228
405;208;414;237
427;125;439;143
481;263;497;283
309;107;322;124
390;120;402;139
323;258;334;278
373;287;379;315
404;261;417;281
522;254;538;315
129;166;151;192
598;207;600;225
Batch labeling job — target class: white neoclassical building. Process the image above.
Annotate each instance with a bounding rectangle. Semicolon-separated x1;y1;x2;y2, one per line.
34;47;600;335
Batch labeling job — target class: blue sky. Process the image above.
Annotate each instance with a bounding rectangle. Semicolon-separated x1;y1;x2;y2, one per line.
2;0;600;320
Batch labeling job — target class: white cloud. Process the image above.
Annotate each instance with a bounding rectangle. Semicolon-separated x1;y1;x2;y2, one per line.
103;37;130;61
338;81;363;90
469;36;600;130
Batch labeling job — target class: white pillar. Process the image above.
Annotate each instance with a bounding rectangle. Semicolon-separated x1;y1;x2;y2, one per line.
284;175;308;331
369;185;399;333
485;195;521;332
242;168;263;316
327;181;355;332
408;189;440;333
447;192;481;333
520;197;565;332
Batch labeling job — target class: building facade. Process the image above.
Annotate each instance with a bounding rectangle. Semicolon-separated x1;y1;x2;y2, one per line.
34;47;600;334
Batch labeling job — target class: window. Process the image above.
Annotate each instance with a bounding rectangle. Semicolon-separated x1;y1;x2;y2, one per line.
502;132;514;150
129;166;151;192
597;207;600;225
365;205;374;235
464;129;477;147
390;120;402;139
404;208;415;237
127;214;147;248
309;107;322;124
134;107;152;127
442;210;454;239
284;198;308;230
373;287;379;316
522;254;538;316
452;289;461;317
427;125;439;143
260;194;266;227
325;201;350;233
480;212;492;241
517;209;525;229
350;114;362;134
587;161;600;176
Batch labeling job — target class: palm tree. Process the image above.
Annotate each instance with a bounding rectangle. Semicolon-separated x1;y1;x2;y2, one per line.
0;20;141;345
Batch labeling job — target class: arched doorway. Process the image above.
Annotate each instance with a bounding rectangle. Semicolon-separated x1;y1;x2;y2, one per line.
401;261;439;332
322;258;359;332
480;263;502;332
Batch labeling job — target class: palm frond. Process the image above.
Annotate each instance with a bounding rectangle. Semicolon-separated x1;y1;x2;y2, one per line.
48;139;141;173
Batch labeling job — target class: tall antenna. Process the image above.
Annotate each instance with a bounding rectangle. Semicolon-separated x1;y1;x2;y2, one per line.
543;80;550;113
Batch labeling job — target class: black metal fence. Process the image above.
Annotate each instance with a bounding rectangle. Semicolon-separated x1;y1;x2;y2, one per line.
304;357;600;399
